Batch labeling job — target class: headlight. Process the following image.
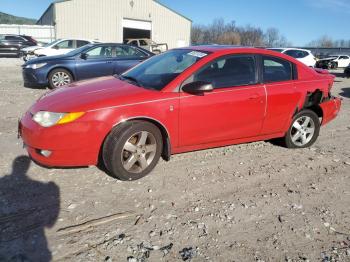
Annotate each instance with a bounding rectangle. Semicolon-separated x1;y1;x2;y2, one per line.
25;63;47;69
32;111;85;127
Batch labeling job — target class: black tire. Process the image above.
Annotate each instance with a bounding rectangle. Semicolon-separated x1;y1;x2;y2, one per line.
284;109;320;149
48;68;73;89
103;121;163;181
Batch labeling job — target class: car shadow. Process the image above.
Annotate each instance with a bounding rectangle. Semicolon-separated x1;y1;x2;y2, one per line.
0;156;60;262
331;72;345;78
340;88;350;98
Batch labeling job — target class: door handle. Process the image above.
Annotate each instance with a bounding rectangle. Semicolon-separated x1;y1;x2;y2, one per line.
106;61;113;64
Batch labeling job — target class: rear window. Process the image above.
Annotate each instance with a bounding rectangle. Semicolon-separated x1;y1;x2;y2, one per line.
263;55;293;83
284;50;308;59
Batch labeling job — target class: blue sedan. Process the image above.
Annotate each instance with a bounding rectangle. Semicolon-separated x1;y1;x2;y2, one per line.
22;43;154;89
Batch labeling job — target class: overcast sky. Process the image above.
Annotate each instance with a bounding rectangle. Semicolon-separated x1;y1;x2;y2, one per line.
0;0;348;46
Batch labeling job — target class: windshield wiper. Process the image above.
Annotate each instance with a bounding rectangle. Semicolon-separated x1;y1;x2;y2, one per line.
119;75;143;87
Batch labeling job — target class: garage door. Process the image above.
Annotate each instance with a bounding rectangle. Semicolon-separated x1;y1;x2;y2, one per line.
122;19;151;41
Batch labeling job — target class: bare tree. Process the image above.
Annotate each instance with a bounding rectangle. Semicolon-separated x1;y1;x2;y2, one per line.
191;19;291;47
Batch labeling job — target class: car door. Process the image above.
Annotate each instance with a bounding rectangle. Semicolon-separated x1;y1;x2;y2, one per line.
75;45;115;80
2;35;24;55
260;55;299;134
113;45;148;75
339;56;350;67
179;54;266;147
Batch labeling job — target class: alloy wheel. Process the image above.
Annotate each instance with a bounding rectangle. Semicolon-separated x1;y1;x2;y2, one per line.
121;131;157;173
52;71;71;87
290;116;315;147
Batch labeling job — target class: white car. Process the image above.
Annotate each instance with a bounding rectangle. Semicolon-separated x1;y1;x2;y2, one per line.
21;39;98;61
267;48;316;67
316;55;350;69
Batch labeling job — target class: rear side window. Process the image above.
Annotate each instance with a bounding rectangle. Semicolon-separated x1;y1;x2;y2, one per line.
5;35;24;41
340;56;349;59
263;56;293;83
117;46;145;57
193;55;257;89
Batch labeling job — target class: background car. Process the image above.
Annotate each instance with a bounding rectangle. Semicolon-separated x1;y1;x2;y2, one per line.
21;38;98;61
345;65;350;78
267;48;316;67
316;55;350;69
0;34;38;57
19;46;341;181
22;43;153;88
124;38;168;54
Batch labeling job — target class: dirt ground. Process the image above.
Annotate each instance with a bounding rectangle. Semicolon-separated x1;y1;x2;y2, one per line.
0;58;349;262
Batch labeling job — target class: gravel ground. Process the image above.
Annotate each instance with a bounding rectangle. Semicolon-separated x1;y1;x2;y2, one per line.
0;58;349;262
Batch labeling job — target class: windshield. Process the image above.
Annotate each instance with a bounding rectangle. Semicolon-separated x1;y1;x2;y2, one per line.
66;44;94;56
121;49;210;90
44;39;61;47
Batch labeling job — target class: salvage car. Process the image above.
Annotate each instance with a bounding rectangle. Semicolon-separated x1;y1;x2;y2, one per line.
267;48;316;67
124;38;168;54
0;34;38;57
18;46;341;181
345;65;350;78
22;43;153;89
316;55;350;69
21;38;97;61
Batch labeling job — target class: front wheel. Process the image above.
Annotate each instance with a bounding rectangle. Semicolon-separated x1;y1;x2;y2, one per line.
284;110;320;148
48;69;73;89
103;121;163;181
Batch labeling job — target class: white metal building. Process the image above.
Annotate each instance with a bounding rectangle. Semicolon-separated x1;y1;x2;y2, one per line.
37;0;192;49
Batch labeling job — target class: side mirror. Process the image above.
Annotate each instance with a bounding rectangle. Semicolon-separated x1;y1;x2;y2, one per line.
80;53;88;60
182;81;213;94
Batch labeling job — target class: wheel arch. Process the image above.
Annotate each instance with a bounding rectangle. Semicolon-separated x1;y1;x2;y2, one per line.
47;66;75;81
100;116;171;163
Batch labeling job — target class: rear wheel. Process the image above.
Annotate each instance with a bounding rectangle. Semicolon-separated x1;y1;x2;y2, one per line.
284;110;320;148
103;121;163;181
48;69;73;89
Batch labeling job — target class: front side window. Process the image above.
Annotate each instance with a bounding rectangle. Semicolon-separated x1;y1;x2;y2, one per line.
263;56;292;83
76;40;90;48
121;49;209;90
129;40;138;46
192;55;257;89
139;40;148;46
86;46;113;58
340;56;349;60
55;40;73;49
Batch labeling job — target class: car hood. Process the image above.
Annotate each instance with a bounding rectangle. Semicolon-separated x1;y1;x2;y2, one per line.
24;54;73;65
318;57;336;62
21;45;44;52
30;76;162;113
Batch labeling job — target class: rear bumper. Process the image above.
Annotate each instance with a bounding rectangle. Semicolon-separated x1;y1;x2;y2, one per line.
320;97;341;126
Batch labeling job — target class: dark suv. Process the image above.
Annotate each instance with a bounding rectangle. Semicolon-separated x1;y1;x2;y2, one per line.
0;34;37;57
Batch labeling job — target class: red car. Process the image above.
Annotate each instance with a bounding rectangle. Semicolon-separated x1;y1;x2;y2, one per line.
19;46;341;180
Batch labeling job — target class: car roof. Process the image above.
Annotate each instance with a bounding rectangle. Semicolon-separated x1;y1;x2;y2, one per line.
268;47;312;52
178;45;288;55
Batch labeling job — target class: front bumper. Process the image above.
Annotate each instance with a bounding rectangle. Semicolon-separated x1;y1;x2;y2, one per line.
22;67;48;88
320;97;342;126
18;111;109;167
